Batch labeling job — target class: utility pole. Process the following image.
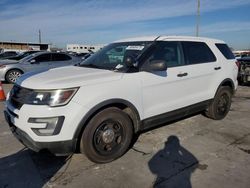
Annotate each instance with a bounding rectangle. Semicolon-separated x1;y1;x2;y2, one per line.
39;29;41;44
196;0;200;37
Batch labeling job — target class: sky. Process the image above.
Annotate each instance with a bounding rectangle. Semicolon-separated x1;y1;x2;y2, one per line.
0;0;250;50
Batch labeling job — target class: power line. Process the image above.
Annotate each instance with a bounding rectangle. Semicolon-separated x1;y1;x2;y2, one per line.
196;0;200;37
39;29;41;44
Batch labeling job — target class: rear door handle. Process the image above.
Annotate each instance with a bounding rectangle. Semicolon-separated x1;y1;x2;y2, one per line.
177;73;188;77
214;67;221;70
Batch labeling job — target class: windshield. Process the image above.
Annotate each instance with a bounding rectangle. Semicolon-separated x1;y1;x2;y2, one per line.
79;42;152;71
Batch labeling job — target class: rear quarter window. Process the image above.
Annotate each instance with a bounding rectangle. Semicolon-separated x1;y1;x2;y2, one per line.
182;41;216;65
215;43;235;59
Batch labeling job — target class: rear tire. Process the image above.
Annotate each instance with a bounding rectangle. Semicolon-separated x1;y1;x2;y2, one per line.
80;107;133;163
205;86;232;120
6;69;22;83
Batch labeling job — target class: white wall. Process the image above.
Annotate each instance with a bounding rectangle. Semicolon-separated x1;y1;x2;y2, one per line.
66;44;104;53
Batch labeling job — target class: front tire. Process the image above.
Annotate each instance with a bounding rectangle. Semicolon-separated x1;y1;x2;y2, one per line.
205;86;232;120
6;69;22;83
80;107;133;163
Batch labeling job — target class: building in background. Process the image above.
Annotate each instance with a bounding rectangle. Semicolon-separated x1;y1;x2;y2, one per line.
0;41;50;53
67;44;104;53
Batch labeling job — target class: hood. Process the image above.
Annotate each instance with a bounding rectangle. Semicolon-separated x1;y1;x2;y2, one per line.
0;59;18;65
17;66;123;89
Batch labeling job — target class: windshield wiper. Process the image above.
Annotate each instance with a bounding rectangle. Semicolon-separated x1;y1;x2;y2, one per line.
135;35;161;68
80;63;102;69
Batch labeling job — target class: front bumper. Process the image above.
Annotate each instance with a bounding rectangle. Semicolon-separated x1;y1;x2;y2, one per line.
4;110;76;155
4;98;88;142
0;68;7;81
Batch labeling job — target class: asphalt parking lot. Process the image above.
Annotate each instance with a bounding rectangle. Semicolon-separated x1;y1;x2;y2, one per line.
0;83;250;188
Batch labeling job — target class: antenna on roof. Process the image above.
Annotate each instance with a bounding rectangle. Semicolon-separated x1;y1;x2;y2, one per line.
154;36;161;41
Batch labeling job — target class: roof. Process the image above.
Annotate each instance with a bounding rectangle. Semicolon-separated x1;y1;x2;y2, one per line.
114;35;225;43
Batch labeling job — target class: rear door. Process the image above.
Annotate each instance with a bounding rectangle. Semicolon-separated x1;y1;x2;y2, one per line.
141;41;190;119
181;41;220;101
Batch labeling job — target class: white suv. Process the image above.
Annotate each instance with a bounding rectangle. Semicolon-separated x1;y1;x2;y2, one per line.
4;36;238;163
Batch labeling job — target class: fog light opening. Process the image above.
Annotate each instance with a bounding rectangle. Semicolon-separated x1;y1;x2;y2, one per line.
29;116;65;136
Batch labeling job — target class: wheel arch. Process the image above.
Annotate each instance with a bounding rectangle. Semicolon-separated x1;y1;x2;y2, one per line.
73;99;141;152
215;78;235;96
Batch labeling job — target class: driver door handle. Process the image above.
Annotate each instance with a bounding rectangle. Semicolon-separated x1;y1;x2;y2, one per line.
177;72;188;77
214;67;221;70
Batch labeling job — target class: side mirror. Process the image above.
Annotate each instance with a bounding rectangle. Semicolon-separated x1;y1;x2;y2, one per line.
124;56;136;67
30;59;36;64
143;60;167;72
30;59;40;64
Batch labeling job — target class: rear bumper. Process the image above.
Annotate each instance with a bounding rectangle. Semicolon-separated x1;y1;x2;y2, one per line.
4;110;76;156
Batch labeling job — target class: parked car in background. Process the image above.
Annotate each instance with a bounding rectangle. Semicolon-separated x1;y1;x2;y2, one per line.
0;51;81;83
5;51;41;61
0;51;19;59
237;57;250;84
235;54;250;60
67;51;94;61
75;52;89;57
0;51;41;68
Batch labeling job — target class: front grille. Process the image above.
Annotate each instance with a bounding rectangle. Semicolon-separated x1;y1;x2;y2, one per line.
10;97;23;110
9;85;33;110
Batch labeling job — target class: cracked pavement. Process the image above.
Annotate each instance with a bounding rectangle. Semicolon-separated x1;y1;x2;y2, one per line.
0;84;250;188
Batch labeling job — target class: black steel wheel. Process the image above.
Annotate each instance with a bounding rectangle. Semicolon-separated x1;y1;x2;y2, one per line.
205;86;232;120
80;107;133;163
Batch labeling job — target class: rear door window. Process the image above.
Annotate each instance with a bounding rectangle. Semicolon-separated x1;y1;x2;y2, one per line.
51;53;72;61
0;52;17;57
215;43;235;59
5;52;17;56
34;54;51;62
182;42;216;64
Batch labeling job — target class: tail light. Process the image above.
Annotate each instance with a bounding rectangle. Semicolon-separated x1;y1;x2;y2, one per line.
235;61;240;69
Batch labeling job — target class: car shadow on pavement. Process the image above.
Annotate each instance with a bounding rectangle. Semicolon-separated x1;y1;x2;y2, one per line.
148;135;199;188
0;148;69;188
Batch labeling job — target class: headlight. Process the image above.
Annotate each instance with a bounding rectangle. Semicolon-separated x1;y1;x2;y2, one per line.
26;87;78;107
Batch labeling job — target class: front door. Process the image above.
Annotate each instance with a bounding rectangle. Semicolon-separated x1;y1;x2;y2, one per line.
141;41;190;119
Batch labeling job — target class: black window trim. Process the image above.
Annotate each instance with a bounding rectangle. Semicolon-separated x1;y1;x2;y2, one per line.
110;40;217;73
